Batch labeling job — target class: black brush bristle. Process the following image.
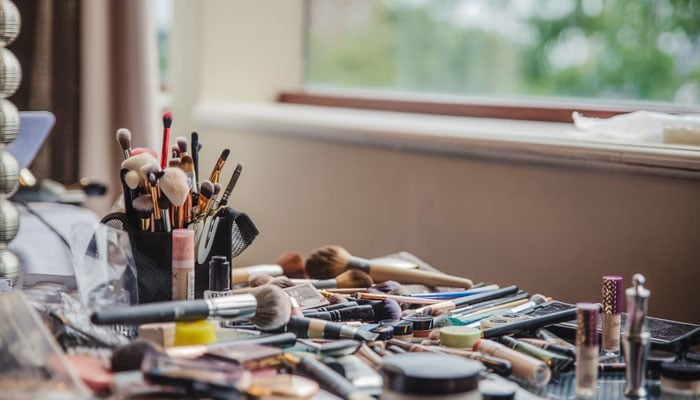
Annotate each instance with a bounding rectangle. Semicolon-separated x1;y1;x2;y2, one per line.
371;299;402;321
162;112;173;128
220;148;230;160
111;340;161;372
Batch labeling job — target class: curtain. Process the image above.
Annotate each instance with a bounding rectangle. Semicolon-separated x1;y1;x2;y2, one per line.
80;0;160;215
10;0;81;184
10;0;160;215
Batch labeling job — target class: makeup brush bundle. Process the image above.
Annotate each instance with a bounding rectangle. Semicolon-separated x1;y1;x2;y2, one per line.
103;113;259;303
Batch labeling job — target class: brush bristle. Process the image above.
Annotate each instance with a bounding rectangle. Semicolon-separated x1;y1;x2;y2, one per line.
111;339;161;372
123;170;141;190
176;137;188;153
275;252;306;278
249;274;274;287
160;167;190;206
116;128;131;150
168;159;181;168
220;148;230;160
305;245;351;279
141;164;162;186
251;285;291;330
132;194;154;214
326;293;350;305
269;276;296;288
162;112;173;128
121;153;158;180
371;299;402;321
336;269;373;289
199;180;214;199
212;182;222;196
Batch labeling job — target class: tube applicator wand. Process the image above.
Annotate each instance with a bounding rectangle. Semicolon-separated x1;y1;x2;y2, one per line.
623;273;651;398
160;112;173;169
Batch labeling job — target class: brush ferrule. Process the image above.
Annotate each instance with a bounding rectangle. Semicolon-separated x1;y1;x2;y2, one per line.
312;279;337;289
346;256;371;273
207;293;258;319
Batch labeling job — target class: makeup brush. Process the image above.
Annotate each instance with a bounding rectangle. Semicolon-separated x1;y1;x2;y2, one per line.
303;304;375;322
282;353;375;400
275;316;378;341
216;162;243;210
409;285;520;316
481;306;581;339
160;167;190;207
132;194;154;231
197;180;214;216
295;269;374;290
176;136;188;155
249;274;275;287
190;131;200;201
171;144;180;160
269;276;296;289
168;158;181;168
368;299;402;321
116;128;132;160
369;281;411;296
275;251;307;278
142;165;164;232
208;183;222;216
306;245;473;288
208;148;230;184
179;152;197;199
355;292;444;305
119;168;136;221
121;153;158;189
91;285;291;330
232;264;285;285
160;112;173;169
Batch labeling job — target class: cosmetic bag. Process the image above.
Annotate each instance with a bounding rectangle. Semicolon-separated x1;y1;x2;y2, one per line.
100;206;258;303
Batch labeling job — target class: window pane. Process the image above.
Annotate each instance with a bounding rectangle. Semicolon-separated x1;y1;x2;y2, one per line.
306;0;700;106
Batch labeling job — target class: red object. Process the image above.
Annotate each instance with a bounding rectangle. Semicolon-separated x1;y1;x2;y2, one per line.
161;112;173;169
65;354;112;393
131;147;158;159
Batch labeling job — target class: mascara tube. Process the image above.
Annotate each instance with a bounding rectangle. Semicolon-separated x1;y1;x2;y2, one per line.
575;303;600;398
601;275;623;355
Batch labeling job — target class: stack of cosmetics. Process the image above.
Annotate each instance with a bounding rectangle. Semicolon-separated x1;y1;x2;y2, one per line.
1;113;698;399
3;248;698;399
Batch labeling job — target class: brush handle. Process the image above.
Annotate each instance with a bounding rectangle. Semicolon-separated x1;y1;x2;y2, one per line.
347;256;473;288
296;356;373;400
91;300;210;325
304;305;375;322
482;307;579;338
283;316;378;341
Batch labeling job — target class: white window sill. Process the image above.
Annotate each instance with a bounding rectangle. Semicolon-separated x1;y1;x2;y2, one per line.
193;101;700;179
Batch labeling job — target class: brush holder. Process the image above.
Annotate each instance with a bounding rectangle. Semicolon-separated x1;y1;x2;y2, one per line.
100;205;259;303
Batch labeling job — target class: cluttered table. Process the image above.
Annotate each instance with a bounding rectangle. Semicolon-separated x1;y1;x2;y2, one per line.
1;116;699;400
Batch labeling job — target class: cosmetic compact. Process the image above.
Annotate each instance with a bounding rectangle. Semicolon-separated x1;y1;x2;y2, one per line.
659;362;700;397
401;316;433;338
380;353;483;400
388;321;413;342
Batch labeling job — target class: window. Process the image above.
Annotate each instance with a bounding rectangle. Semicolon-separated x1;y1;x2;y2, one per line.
297;0;700;119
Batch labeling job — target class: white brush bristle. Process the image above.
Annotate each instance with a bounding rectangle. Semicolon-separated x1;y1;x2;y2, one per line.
160;167;190;206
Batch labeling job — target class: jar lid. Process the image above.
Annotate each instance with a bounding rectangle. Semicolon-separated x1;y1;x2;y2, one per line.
660;362;700;381
381;353;482;395
402;315;434;331
648;350;677;371
440;326;481;349
686;352;700;364
371;325;394;341
479;379;517;399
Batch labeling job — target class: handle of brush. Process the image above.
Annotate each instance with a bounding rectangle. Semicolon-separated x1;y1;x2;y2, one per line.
91;300;210;325
482;307;579;338
411;285;520;316
348;257;473;288
297;356;373;400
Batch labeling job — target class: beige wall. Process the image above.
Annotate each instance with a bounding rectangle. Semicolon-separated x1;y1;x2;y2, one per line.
175;0;700;322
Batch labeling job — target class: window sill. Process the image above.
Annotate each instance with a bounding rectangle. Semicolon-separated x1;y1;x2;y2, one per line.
193;100;700;179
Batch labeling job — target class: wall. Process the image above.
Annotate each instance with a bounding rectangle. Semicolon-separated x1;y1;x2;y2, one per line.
174;0;700;322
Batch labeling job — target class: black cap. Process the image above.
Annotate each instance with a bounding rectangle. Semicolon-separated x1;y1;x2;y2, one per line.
479;379;517;399
660;362;700;381
402;315;434;331
390;320;413;336
381;353;482;395
208;256;231;291
371;325;394;341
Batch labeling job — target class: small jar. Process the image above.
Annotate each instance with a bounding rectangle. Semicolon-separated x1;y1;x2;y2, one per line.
380;353;483;400
660;362;700;398
389;321;413;342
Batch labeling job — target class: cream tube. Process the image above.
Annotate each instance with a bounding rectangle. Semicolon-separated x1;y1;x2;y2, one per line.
575;303;600;398
473;339;551;387
172;229;195;300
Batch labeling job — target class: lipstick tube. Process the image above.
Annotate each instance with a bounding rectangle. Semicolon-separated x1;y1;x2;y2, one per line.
602;275;623;355
575;303;600;398
623;274;651;398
